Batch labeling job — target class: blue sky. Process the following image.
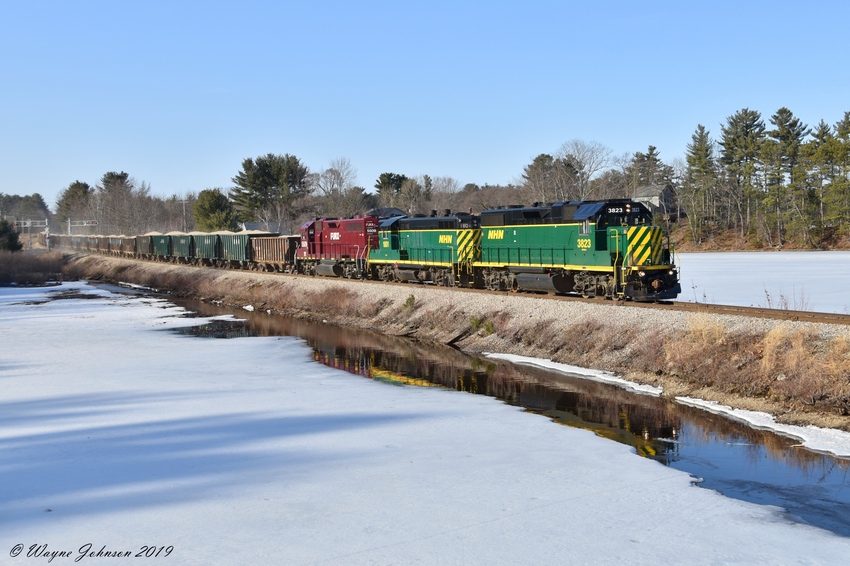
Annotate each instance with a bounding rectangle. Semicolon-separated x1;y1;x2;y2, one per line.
1;1;848;208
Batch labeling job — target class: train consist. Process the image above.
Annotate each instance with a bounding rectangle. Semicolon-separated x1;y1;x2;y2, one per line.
50;199;681;301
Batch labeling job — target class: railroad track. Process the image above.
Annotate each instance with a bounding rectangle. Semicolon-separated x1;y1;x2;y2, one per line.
648;301;850;326
75;253;850;327
362;277;850;326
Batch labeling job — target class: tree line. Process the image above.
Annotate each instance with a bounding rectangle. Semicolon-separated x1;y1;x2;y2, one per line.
5;105;849;248
680;108;850;248
50;173;196;236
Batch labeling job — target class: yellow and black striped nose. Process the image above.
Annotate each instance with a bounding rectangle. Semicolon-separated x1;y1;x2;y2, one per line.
627;226;663;265
456;229;481;262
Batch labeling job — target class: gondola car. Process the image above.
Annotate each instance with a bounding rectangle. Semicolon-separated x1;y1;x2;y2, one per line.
219;230;276;269
251;235;301;272
171;232;195;264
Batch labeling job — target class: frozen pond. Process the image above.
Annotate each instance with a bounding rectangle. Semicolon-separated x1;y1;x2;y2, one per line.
3;282;850;564
176;300;850;538
676;251;850;314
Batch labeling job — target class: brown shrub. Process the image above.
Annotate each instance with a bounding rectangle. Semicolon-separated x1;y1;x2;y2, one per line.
0;251;65;284
767;330;850;410
760;324;792;376
627;328;667;373
301;286;361;315
262;284;296;311
662;316;774;394
360;297;392;318
490;310;516;340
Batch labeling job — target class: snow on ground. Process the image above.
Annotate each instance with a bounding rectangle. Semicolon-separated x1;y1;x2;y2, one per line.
485;353;664;397
3;282;850;565
487;354;850;460
675;397;850;459
677;251;850;314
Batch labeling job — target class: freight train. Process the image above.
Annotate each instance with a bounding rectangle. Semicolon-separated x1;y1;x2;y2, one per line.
50;199;681;301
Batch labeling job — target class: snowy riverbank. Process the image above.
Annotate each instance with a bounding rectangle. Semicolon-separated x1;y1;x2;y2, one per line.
487;353;850;459
3;282;850;564
60;253;850;430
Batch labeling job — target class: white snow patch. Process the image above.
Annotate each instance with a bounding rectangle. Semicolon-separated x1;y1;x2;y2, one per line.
675;396;850;459
118;281;157;291
486;351;850;461
678;251;850;314
485;353;664;396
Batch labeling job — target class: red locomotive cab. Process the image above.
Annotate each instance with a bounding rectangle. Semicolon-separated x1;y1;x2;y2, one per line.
297;220;321;259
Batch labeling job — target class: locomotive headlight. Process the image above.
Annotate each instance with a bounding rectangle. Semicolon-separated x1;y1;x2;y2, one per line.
638;271;645;277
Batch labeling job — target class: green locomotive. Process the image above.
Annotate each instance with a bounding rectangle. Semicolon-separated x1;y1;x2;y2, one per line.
476;200;680;300
370;212;481;286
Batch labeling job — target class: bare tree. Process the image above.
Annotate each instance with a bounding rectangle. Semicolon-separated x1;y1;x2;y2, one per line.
426;176;462;211
556;139;612;200
398;178;431;215
315;157;360;217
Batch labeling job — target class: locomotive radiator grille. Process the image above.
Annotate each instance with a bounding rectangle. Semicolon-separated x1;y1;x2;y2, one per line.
627;226;663;266
456;229;481;263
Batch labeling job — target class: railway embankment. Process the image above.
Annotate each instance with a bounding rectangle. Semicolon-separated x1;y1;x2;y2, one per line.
63;253;850;431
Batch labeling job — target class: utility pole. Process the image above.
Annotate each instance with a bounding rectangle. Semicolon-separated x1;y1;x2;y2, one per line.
180;200;187;232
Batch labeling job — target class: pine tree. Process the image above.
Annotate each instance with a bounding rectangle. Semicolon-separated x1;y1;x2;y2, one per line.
720;108;766;237
55;181;93;224
0;219;23;252
230;154;310;232
373;173;408;207
682;125;717;243
194;189;237;232
766;107;810;245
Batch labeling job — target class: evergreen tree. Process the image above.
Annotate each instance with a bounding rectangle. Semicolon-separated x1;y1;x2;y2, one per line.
373;173;408;207
682;125;717;243
55;181;93;224
765;107;810;245
522;154;558;203
627;145;674;193
804;121;835;228
826;112;850;230
0;219;23;252
720;108;766;236
194;189;237;232
230;154;310;231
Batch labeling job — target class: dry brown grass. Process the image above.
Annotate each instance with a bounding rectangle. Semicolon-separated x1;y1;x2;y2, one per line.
300;286;362;315
760;327;850;412
0;251;66;284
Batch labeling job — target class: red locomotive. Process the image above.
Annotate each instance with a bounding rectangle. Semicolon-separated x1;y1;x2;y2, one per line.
296;216;380;278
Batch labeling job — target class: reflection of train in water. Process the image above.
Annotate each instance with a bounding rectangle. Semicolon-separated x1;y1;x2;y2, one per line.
302;320;680;460
165;294;681;459
52;199;680;301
